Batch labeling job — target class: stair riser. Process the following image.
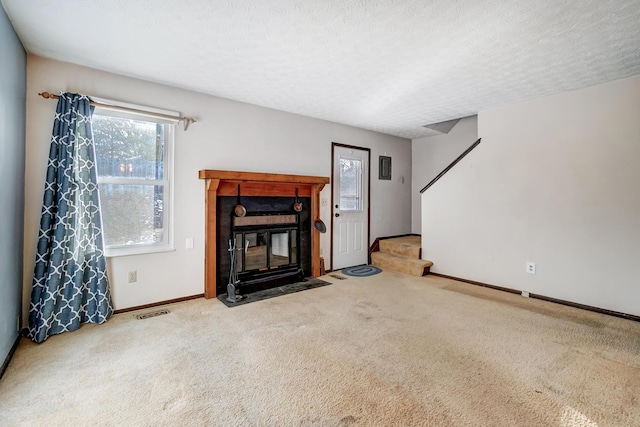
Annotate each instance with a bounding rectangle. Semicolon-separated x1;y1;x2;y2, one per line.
379;240;421;259
371;253;431;277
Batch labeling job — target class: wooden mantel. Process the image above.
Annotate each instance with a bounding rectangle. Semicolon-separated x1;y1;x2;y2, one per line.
198;170;330;299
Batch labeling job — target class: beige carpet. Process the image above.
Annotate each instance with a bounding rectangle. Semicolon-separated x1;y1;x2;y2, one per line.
1;272;640;426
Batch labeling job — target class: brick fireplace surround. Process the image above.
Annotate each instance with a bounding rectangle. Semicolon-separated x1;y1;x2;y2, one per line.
198;170;330;298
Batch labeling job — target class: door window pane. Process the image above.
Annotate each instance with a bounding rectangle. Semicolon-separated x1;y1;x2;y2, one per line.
339;158;363;211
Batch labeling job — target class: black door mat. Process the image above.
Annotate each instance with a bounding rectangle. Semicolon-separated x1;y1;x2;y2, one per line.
217;278;332;307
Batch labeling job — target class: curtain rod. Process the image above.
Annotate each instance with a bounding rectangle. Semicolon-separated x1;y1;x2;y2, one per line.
38;92;196;131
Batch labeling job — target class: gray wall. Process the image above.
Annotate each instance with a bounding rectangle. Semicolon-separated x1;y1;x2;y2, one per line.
0;6;26;365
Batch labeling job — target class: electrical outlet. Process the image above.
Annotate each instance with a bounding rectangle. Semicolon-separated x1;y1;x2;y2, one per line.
521;291;530;298
526;262;536;274
321;198;328;207
128;271;137;283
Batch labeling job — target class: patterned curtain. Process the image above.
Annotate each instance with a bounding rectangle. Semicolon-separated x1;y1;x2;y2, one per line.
28;93;114;343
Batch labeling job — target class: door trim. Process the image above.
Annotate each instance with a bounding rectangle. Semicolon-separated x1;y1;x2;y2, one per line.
330;142;371;271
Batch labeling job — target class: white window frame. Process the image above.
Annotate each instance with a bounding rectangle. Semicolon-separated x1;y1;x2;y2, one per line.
93;103;176;257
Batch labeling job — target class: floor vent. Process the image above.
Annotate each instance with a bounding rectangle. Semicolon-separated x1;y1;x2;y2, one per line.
136;309;170;320
329;274;347;280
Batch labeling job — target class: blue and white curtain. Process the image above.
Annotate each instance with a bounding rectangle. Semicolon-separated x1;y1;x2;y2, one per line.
29;92;113;343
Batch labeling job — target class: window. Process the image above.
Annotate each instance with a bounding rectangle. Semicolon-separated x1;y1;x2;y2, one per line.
93;108;174;256
339;157;363;211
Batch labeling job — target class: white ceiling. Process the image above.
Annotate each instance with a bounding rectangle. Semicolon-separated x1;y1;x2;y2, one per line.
3;0;640;139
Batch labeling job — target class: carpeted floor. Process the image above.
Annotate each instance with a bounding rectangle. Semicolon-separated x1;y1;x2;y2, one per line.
1;272;639;426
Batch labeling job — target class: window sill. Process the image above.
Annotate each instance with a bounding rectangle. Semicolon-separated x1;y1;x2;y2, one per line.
105;245;175;258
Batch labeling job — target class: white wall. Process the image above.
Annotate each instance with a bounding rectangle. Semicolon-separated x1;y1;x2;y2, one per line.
411;116;477;233
422;74;640;316
24;56;411;315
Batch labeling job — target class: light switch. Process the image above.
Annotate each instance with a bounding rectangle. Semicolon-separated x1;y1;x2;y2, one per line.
186;237;194;249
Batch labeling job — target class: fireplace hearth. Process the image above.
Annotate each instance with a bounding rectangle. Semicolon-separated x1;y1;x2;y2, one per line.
199;170;330;298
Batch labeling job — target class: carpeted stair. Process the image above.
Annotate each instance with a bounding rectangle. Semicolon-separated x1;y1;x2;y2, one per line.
371;235;433;276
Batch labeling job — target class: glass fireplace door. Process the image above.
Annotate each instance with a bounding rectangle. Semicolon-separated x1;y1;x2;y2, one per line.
235;228;298;274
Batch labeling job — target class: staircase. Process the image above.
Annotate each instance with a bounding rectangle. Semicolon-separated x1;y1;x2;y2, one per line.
370;235;433;276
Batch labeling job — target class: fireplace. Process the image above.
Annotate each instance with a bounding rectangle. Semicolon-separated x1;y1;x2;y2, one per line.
217;197;309;295
199;170;329;298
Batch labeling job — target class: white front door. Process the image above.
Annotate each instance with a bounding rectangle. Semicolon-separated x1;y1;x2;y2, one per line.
332;145;369;270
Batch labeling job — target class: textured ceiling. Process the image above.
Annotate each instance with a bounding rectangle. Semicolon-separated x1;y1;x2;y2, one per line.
3;0;640;139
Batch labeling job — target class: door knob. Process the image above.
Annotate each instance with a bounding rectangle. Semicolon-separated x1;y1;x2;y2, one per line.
335;213;340;217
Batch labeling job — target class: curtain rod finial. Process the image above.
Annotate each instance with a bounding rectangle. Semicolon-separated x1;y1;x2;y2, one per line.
39;92;55;99
183;117;196;131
